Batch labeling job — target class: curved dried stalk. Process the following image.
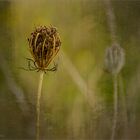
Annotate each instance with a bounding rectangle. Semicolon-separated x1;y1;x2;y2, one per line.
0;55;29;114
62;51;96;108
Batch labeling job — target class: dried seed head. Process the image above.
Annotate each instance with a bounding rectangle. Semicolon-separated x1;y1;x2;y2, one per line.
104;43;125;74
28;25;61;71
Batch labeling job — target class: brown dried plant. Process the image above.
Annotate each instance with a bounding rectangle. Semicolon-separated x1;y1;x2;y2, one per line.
27;25;61;140
27;25;61;72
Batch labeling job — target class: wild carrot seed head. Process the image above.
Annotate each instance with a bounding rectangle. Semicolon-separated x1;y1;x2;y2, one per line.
28;25;61;71
104;43;125;74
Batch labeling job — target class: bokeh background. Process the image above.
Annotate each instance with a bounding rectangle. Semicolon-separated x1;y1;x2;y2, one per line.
0;0;140;139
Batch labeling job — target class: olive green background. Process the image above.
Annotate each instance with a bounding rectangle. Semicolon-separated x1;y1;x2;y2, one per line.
0;0;140;139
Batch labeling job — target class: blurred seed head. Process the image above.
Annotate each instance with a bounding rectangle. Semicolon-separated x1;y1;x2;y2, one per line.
28;25;61;71
104;43;125;75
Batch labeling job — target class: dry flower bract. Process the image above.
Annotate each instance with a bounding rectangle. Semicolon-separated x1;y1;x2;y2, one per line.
28;25;61;72
104;43;125;75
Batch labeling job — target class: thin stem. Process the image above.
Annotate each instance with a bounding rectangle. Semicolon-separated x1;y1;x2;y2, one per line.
119;75;128;138
104;0;117;43
36;71;44;140
111;74;118;140
62;51;96;108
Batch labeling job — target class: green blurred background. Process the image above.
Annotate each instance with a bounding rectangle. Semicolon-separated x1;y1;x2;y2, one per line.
0;0;140;139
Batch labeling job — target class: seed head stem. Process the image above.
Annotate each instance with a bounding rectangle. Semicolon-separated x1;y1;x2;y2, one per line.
36;71;44;140
111;74;118;140
104;0;117;43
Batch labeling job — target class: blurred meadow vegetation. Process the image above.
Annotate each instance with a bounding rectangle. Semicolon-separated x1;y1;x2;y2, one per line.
0;0;140;139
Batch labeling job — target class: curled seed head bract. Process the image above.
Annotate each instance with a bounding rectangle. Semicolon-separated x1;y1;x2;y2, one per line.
27;25;61;72
104;43;125;75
